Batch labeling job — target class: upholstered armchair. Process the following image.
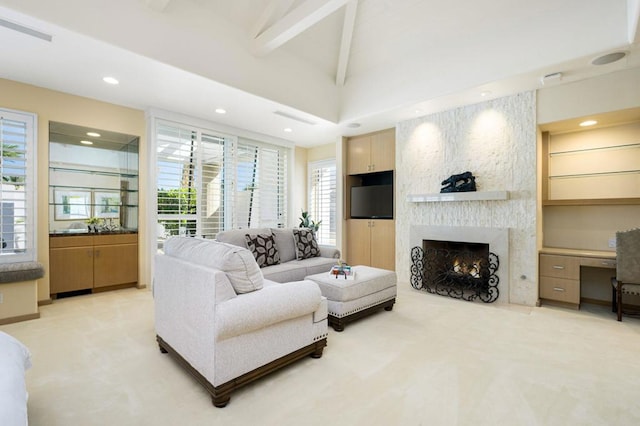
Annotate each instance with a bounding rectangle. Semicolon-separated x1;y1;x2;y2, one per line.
611;228;640;321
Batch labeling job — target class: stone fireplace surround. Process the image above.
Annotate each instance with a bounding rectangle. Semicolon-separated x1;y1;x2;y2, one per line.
410;225;509;304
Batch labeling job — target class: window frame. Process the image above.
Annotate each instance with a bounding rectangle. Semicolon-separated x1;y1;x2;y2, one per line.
0;108;37;263
308;158;336;246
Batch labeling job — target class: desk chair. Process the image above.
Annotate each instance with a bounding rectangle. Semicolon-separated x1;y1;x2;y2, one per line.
611;228;640;321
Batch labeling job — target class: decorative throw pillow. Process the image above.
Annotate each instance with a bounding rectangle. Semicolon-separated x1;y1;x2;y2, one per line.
293;228;320;260
245;232;280;268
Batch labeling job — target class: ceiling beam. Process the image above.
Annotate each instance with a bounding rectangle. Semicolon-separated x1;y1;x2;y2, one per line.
335;0;358;86
252;0;297;38
253;0;350;56
143;0;172;13
629;0;640;43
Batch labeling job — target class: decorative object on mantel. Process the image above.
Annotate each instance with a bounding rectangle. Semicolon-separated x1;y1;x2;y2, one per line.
440;171;476;193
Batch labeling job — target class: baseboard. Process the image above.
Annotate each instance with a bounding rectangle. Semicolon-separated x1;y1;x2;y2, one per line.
0;312;40;325
38;298;53;306
580;297;611;307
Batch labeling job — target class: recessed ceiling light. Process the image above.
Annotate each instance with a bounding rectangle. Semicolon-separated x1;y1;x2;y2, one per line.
215;108;226;114
347;123;361;128
480;91;491;97
80;140;94;145
284;128;293;133
414;109;422;114
102;76;119;85
86;132;101;137
579;120;597;127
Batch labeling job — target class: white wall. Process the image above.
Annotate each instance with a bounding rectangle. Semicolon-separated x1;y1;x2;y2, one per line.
537;67;640;124
396;92;538;306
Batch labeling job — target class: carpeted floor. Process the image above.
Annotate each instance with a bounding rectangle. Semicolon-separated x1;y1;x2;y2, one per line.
2;284;640;426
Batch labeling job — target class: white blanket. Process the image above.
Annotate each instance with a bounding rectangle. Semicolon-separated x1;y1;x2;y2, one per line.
0;331;31;426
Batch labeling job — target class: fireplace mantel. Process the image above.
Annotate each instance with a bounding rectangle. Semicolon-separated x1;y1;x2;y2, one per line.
406;191;509;203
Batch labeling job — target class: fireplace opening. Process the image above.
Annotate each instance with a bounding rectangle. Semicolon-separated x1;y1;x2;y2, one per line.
410;240;500;303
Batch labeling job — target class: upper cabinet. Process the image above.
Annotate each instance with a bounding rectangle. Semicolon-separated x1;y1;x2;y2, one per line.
347;128;395;175
48;122;139;233
542;121;640;205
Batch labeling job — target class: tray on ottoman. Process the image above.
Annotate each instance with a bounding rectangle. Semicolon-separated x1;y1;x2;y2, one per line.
305;265;397;331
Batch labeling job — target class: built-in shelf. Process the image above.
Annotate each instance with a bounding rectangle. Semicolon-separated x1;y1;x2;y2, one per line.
542;198;640;206
407;191;509;203
549;142;639;156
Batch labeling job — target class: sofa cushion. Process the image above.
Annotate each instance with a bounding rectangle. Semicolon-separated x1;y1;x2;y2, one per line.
270;228;297;262
163;237;263;294
261;262;307;283
245;232;280;268
216;228;270;249
293;228;320;260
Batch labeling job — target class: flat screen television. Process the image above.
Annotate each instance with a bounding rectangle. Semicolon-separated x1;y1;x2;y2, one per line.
350;184;393;219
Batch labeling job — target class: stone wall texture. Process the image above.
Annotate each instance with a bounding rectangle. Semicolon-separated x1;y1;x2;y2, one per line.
396;91;538;305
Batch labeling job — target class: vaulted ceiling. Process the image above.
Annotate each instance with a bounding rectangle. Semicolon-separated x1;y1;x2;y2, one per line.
0;0;638;146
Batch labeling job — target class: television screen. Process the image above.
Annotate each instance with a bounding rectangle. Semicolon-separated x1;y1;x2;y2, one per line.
350;184;393;219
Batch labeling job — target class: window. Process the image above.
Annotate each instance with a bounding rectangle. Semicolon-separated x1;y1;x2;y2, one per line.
0;108;36;263
232;138;287;229
308;159;336;245
154;120;287;246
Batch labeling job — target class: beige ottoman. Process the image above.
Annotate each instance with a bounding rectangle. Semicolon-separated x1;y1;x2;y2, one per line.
305;265;397;331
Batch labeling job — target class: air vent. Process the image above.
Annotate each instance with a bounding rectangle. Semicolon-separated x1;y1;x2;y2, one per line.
273;111;317;125
0;17;52;42
591;51;627;66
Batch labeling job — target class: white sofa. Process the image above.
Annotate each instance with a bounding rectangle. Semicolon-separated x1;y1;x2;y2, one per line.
215;228;340;282
0;331;31;426
153;237;328;407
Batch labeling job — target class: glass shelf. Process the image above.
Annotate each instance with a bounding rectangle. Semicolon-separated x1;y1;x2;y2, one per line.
548;169;640;179
50;184;138;192
49;122;139;233
549;142;640;156
49;166;138;178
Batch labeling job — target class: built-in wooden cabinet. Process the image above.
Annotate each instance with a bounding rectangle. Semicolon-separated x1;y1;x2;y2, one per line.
347;129;395;175
345;127;396;270
538;254;580;306
347;219;395;270
49;234;138;296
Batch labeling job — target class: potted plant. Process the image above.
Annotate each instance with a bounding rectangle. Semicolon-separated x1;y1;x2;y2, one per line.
299;210;321;233
86;217;101;233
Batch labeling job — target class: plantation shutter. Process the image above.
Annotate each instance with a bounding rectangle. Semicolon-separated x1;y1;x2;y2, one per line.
232;138;287;229
0;109;36;262
156;123;199;241
198;132;229;238
155;120;288;247
308;159;336;245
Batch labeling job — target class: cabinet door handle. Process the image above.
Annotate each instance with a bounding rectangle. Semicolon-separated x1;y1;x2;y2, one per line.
87;250;93;258
371;221;375;227
552;265;564;270
553;287;565;292
371;164;375;171
95;249;100;258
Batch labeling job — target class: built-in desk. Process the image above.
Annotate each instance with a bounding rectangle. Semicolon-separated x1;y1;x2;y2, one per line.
539;248;616;309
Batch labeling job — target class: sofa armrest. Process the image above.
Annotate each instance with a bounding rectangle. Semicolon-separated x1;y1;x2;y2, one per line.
216;280;322;340
319;246;341;259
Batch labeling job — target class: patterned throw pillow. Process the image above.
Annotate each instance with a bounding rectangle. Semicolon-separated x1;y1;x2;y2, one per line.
293;228;320;260
245;232;280;268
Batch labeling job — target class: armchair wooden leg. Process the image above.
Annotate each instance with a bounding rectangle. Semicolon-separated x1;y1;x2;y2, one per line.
612;285;617;313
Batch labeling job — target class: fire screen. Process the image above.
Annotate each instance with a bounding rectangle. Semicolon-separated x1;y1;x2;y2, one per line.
410;240;499;303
